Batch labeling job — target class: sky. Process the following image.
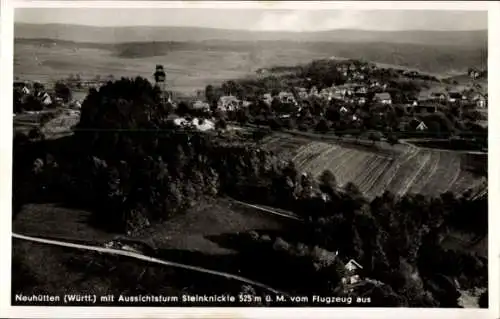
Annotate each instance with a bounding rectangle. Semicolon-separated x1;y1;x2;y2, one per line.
15;8;487;32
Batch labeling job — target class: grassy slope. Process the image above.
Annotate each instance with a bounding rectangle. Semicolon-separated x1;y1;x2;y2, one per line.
13;199;288;255
261;134;487;200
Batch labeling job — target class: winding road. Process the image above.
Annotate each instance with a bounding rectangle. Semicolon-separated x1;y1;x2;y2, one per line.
12;232;286;296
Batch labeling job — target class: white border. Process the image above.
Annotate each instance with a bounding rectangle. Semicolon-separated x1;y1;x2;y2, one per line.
1;1;498;319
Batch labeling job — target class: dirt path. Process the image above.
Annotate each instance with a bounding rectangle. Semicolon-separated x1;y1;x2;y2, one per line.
12;232;286;296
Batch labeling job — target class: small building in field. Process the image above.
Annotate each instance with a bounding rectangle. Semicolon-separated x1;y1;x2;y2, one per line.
408;118;428;132
416;121;428;131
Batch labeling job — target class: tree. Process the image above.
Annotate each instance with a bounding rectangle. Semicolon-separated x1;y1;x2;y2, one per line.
387;133;399;146
319;170;337;196
54;81;73;103
315;119;330;134
478;290;488;308
368;131;382;145
215;118;227;130
176;101;191;117
205;85;216;104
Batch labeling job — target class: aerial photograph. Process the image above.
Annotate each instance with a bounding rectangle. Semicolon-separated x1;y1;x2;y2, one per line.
11;5;488;308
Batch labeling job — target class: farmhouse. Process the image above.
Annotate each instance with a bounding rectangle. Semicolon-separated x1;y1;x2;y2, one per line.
38;92;52;106
217;95;240;112
407;118;428;131
14;81;30;95
374;92;392;105
430;92;446;102
342;259;363;285
278;91;297;105
416;121;428;131
472;94;487;108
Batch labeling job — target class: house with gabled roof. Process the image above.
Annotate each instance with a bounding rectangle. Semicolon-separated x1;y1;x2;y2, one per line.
345;259;363;272
416;121;428;131
342;259;363;285
407;118;428;132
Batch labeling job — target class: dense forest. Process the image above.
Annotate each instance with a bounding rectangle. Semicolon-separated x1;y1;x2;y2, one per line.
12;77;488;307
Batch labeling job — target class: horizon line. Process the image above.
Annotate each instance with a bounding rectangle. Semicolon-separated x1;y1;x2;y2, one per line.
14;22;488;33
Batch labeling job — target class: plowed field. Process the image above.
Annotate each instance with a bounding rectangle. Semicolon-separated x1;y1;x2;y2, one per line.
262;135;487;200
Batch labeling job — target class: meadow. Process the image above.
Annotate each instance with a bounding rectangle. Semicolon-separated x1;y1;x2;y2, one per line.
14;37;486;95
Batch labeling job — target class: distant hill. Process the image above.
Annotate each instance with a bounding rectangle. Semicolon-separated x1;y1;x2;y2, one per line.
15;23;487;47
15;37;486;76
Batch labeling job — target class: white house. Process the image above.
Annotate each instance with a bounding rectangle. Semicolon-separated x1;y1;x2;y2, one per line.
416;121;428;131
345;259;363;272
22;86;30;95
262;93;273;106
473;94;487;108
342;259;363;285
340;106;349;113
40;92;52;106
278;91;297;105
217;95;240;112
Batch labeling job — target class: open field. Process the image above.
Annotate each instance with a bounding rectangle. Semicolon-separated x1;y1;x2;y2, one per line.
15;33;486;94
261;134;487;200
14;40;329;95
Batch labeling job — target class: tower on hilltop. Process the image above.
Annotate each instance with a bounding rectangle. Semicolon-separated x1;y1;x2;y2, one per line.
154;64;168;103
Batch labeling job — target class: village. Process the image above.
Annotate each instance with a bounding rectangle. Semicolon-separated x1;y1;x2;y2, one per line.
13;59;488;152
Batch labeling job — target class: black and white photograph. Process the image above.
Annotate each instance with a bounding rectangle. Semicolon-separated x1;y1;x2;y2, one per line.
3;0;497;317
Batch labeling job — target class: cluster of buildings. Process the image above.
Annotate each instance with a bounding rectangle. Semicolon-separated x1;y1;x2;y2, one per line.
14;80;53;106
14;80;86;111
